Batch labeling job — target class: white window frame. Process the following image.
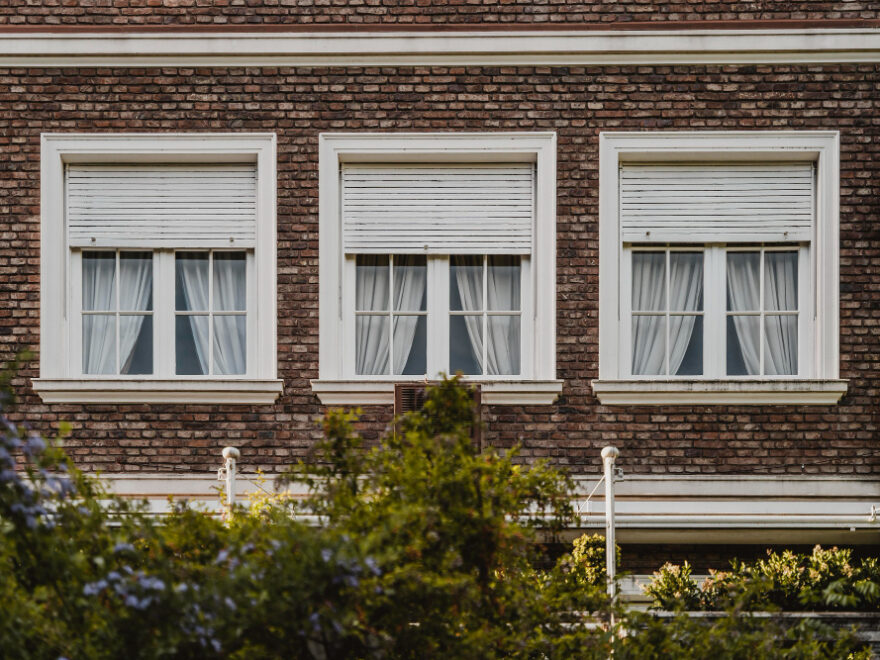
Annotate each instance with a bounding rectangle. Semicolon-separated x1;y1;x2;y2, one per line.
33;133;282;404
593;131;847;405
312;132;561;406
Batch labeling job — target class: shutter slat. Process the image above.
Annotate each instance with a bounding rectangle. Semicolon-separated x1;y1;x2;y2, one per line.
342;164;534;255
67;163;257;249
620;162;813;243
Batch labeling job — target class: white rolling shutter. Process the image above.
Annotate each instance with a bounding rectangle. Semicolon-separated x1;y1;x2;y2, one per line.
341;163;534;254
67;163;257;248
620;162;814;243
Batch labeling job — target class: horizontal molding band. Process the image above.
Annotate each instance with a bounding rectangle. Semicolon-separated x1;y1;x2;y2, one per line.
2;27;880;67
32;378;284;404
591;378;849;405
310;379;563;405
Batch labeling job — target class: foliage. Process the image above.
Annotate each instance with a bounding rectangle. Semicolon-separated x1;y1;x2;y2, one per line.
0;370;873;659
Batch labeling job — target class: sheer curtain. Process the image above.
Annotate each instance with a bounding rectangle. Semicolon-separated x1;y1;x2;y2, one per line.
631;253;665;375
82;255;116;374
764;253;798;375
213;257;246;375
486;259;520;375
356;256;390;375
391;256;426;375
667;253;702;375
118;255;152;374
177;258;210;374
726;255;761;375
455;262;484;373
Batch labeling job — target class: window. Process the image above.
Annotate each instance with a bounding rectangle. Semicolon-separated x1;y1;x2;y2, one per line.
35;134;281;404
594;131;846;405
313;133;561;405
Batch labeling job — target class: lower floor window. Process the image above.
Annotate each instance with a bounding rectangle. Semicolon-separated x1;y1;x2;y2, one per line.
353;254;525;377
79;249;250;377
628;245;804;378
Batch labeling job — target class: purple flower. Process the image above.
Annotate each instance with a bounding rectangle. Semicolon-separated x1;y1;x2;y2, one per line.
22;435;46;457
321;548;333;563
113;542;135;554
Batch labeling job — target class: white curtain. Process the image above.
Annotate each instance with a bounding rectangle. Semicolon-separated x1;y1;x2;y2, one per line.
391;256;426;375
667;253;702;375
726;254;761;375
178;258;210;375
356;257;390;375
764;253;798;375
486;259;520;375
631;253;666;375
213;258;246;375
118;255;152;374
82;255;116;375
455;261;484;374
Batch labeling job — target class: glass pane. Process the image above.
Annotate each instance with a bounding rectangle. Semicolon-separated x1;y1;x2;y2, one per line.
176;253;209;311
487;315;521;375
82;252;116;312
356;255;390;312
764;315;798;376
393;255;426;312
393;315;427;376
726;252;760;312
631;252;665;312
669;252;703;311
671;315;702;376
450;256;483;311
764;251;798;311
119;252;153;311
727;315;760;376
176;315;209;375
82;314;116;375
213;252;246;311
356;315;389;375
450;314;482;375
631;315;665;375
214;315;247;375
120;315;152;375
487;256;521;311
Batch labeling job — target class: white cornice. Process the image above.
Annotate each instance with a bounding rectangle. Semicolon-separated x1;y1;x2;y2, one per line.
2;28;880;67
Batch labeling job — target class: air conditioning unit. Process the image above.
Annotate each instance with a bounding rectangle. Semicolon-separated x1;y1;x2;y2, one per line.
393;383;482;449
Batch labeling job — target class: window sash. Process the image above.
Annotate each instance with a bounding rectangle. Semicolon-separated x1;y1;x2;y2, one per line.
621;244;810;379
71;248;256;379
344;255;531;379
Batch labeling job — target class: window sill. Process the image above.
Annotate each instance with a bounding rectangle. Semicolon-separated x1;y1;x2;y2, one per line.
32;378;284;405
590;379;848;406
310;379;564;406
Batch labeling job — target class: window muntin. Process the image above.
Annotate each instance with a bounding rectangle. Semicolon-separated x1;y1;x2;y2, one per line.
82;251;153;375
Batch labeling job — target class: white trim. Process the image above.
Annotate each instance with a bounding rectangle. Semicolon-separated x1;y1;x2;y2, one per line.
591;379;848;405
38;133;278;403
31;378;283;404
310;379;563;406
4;28;880;67
598;131;841;404
317;132;556;404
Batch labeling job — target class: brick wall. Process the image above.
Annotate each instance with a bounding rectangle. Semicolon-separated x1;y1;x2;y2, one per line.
0;64;878;476
0;2;877;25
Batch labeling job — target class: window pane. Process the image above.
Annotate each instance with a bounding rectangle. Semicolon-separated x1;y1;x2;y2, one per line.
487;256;521;311
176;253;209;311
83;252;116;312
450;256;483;311
119;252;153;311
669;252;703;312
726;252;760;312
120;315;152;375
632;252;665;312
214;315;247;375
450;314;482;375
393;255;426;312
213;252;246;312
82;314;116;375
393;315;427;376
632;315;665;375
487;315;520;375
356;255;390;312
176;315;209;375
356;314;389;375
671;315;702;376
727;315;760;376
764;315;798;376
765;251;798;311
